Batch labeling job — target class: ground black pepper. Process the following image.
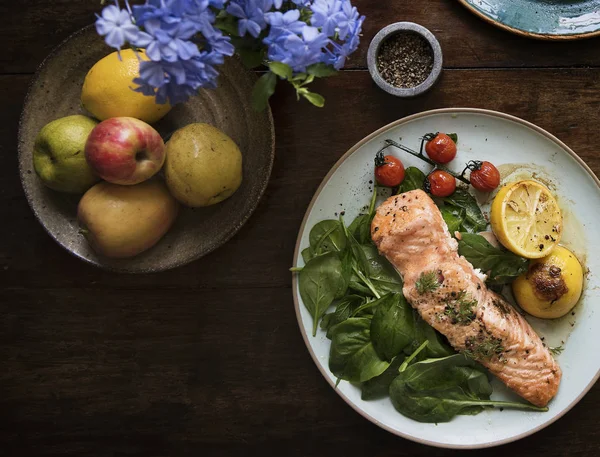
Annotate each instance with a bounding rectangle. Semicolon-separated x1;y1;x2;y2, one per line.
377;32;433;88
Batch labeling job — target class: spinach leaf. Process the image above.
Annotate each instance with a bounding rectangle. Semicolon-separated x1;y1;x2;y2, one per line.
440;205;464;234
397;167;426;194
371;293;414;361
335;248;353;299
343;223;370;272
443;188;487;233
299;252;346;336
348;279;373;296
309;219;346;256
389;354;547;423
329;317;390;383
390;354;489;422
348;214;371;245
319;313;333;333
342;202;403;299
458;233;528;284
351;294;386;317
361;244;403;294
405;314;455;359
320;295;364;338
341;221;383;299
348;187;378;244
301;247;314;264
370;279;403;296
361;355;405;400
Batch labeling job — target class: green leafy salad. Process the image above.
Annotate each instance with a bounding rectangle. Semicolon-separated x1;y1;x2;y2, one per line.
292;166;546;424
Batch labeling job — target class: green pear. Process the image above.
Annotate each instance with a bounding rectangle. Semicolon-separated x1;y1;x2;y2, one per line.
77;180;179;259
33;115;100;193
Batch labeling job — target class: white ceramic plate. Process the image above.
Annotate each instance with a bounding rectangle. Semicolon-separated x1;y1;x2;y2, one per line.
292;108;600;449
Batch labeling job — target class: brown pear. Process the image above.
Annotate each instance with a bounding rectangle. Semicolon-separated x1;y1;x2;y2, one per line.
78;180;179;258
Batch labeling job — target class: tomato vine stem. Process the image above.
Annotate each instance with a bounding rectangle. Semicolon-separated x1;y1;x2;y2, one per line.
378;138;471;185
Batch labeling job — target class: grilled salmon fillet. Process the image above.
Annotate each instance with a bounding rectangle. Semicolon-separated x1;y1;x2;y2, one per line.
371;189;561;407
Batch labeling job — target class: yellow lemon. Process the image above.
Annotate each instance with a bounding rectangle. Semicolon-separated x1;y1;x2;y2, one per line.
512;246;583;319
490;180;562;259
81;49;171;124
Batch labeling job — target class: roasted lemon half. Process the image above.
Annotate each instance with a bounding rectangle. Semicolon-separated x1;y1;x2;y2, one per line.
512;245;583;319
490;180;562;259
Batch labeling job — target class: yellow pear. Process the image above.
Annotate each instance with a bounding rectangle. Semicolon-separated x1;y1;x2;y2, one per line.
165;123;242;207
78;180;179;258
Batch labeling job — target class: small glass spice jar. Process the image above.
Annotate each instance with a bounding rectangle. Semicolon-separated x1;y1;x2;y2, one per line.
367;22;443;97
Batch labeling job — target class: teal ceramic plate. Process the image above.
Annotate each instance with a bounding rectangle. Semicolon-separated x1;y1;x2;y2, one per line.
459;0;600;40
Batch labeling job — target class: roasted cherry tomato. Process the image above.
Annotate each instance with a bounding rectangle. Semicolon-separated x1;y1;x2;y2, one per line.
427;170;456;197
374;151;405;187
469;161;500;192
425;133;457;164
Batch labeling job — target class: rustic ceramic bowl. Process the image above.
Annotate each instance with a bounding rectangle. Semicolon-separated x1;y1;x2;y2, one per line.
367;22;443;98
18;26;275;273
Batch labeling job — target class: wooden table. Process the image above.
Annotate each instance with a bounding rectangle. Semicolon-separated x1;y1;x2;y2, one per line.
2;2;599;455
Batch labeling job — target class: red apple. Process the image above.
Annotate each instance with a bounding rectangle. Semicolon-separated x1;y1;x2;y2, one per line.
85;117;165;185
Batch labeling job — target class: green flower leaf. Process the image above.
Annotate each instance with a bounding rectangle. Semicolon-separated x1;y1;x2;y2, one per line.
291;73;308;83
307;63;338;77
251;72;277;112
238;48;265;69
302;74;315;86
268;61;293;80
214;13;239;37
302;90;325;107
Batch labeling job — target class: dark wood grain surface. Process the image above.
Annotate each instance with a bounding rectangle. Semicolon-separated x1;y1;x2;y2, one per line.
2;1;600;456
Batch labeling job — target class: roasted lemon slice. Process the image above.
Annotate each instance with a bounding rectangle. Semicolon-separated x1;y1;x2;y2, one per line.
490;180;562;259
